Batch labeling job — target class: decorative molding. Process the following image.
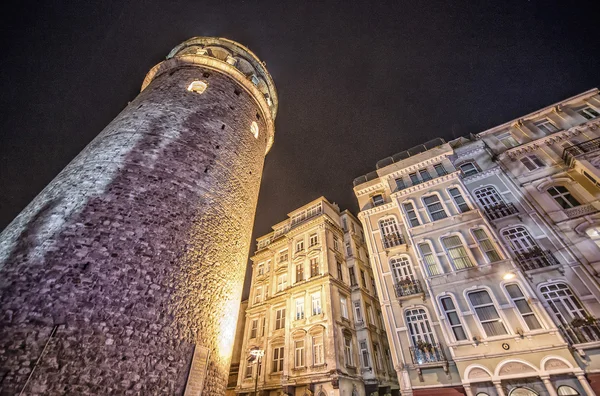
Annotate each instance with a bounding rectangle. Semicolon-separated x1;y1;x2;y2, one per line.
460;166;501;183
392;171;461;198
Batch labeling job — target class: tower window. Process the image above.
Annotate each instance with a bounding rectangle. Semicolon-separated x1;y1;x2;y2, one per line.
251;121;259;139
187;80;207;94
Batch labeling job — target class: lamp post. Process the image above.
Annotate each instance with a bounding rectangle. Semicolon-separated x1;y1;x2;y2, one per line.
249;348;264;396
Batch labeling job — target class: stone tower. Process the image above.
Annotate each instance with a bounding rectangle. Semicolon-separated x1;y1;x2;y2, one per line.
0;37;277;395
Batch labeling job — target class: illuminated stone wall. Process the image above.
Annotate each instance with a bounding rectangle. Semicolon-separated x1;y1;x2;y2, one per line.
0;37;276;395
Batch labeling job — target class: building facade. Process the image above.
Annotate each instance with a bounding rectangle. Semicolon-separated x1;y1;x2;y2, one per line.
236;197;399;396
352;88;600;396
0;37;277;395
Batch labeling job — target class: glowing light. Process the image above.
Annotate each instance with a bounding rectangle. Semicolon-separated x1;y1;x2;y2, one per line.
251;121;259;139
187;80;207;94
217;297;240;360
503;272;516;280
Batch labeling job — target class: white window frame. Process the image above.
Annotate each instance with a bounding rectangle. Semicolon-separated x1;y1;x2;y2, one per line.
547;185;581;209
503;283;543;331
417;240;442;276
250;318;259;339
459;162;478;177
390;256;415;284
379;216;402;248
359;340;371;368
441;233;475;270
272;346;284;372
296;239;304;252
422;193;448;222
353;301;363;322
278;249;288;263
277;273;287;292
309;233;318;247
312;292;322;315
438;294;469;342
534;118;560;134
405;307;437;346
344;336;354;366
275;308;286;330
295;297;305;320
520;154;545;171
340;296;349;319
402;201;421;227
372;194;385;207
471;227;502;263
497;131;519;148
466;288;509;338
577;105;600;120
539;282;588;325
313;335;324;366
448;186;470;213
294;339;305;368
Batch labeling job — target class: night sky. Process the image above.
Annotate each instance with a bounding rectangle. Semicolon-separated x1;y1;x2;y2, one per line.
1;1;599;298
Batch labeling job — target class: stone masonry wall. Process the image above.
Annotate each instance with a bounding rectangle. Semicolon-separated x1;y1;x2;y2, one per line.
0;64;269;395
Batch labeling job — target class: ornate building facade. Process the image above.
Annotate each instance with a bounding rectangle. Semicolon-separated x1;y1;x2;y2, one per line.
352;89;600;396
236;197;398;396
0;37;276;395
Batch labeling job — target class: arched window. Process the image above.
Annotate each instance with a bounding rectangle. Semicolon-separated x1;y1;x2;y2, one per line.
418;242;440;276
379;217;403;248
547;186;581;209
557;385;579;395
439;296;468;341
442;235;474;269
459;162;479;177
472;228;501;262
405;308;436;345
501;226;554;269
474;186;515;219
540;283;588;325
504;284;542;330
423;195;448;221
468;290;507;337
390;256;415;284
508;387;539;396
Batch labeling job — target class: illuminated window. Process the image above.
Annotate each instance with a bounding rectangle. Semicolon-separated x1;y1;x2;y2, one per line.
187;80;207;93
468;290;507;336
473;228;501;262
295;297;305;320
557;385;579;395
340;296;349;319
251;121;259;139
310;258;320;277
442;235;474;269
418;242;440;276
312;293;322;315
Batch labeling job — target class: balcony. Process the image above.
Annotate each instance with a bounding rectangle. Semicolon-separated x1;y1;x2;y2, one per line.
564;203;599;219
483;203;519;220
515;248;559;271
383;233;405;249
394;279;424;299
409;342;448;373
559;318;600;345
562;137;600;166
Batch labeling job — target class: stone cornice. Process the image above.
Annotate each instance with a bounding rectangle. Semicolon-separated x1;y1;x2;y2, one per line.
454;142;485;159
460;166;501;183
392;171;461;198
501;119;600;160
360;202;396;217
384;152;452;181
355;182;385;197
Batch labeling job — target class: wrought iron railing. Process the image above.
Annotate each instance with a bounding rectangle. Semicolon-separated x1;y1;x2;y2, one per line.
559;320;600;345
383;233;405;249
409;343;447;365
562;137;600;166
515;249;559;271
483;202;519;220
394;279;424;298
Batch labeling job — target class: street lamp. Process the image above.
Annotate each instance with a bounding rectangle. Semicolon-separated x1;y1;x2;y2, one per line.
249;348;264;396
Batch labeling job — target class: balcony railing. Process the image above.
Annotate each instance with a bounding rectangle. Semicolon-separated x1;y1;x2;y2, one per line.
563;137;600;166
515;249;559;271
409;343;447;366
559;319;600;345
394;279;424;298
383;233;405;249
483;203;519;220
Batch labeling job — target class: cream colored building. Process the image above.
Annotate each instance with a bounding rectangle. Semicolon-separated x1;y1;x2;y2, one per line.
235;197;399;396
353;122;597;394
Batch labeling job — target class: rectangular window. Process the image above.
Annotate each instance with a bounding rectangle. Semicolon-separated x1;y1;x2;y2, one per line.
296;240;304;252
360;270;367;288
473;229;501;262
346;242;352;257
340;297;349;319
279;249;288;263
261;316;265;336
296;263;304;283
468;290;507;337
577;106;600;120
373;343;382;371
440;297;467;341
275;308;286;330
459;162;478;177
548;186;581;209
309;234;318;247
245;362;253;378
360;340;370;368
418;243;440;276
257;262;265;276
349;267;357;286
310;258;319;277
371;277;377;296
312;293;322;315
277;273;287;292
272;346;284;372
295;298;305;320
333;236;339;251
449;187;470;213
403;202;420;227
419;168;432;182
337;261;344;281
366;304;373;324
294;340;305;368
254;286;262;304
497;131;519;148
354;301;362;321
434;163;447;176
424;195;448;221
395;177;406;191
520;155;545;171
442;235;474;269
342;217;348;231
250;319;258;338
344;337;354;366
506;284;542;330
313;335;324;365
409;172;420;185
372;194;384;207
534;118;560;134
